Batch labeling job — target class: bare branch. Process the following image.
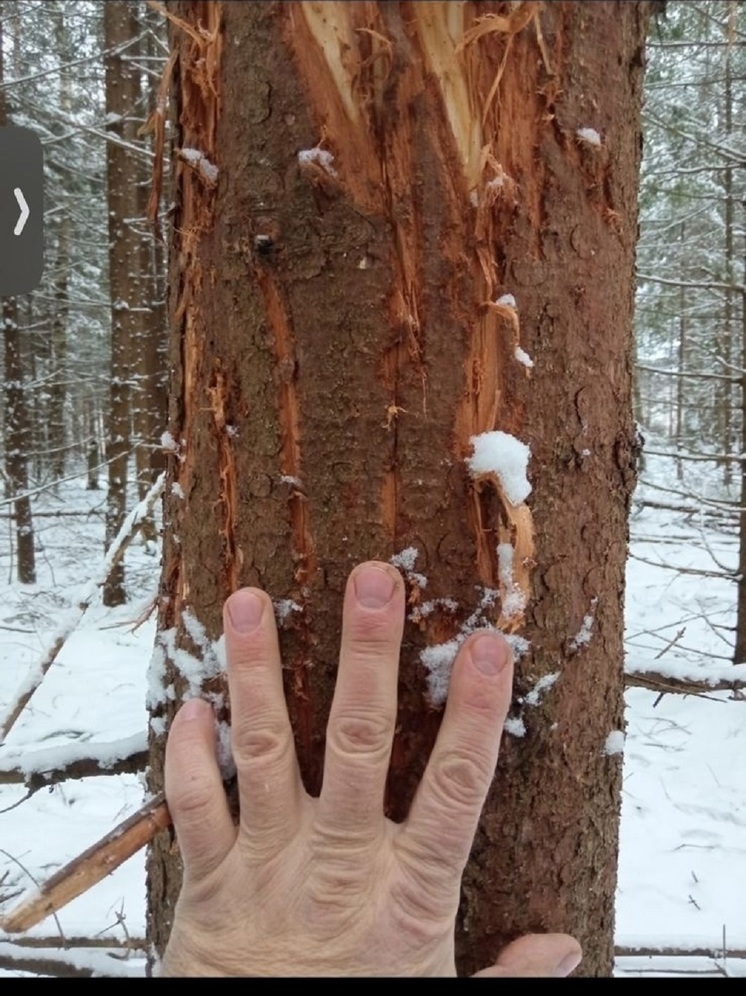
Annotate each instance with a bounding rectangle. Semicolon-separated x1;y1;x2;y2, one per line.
624;672;745;698
637;272;744;293
636;364;740;384
0;735;147;788
629;553;734;580
0;793;170;934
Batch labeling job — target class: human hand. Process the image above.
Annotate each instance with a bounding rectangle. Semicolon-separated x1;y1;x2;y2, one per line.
161;561;581;977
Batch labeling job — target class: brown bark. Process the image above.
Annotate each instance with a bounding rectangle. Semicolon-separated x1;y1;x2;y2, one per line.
103;0;142;606
148;0;649;976
47;6;72;489
133;3;168;544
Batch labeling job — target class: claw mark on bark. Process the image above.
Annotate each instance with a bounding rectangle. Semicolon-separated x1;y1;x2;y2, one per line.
252;263;317;761
167;0;223;624
208;366;240;594
284;1;539;629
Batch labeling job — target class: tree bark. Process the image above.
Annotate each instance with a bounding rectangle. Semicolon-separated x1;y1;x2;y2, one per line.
147;0;649;976
132;2;168;545
102;1;143;605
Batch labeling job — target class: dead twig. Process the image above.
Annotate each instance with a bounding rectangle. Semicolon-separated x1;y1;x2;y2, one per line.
653;625;687;659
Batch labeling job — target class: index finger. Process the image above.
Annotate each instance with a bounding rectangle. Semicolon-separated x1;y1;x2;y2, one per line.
398;631;513;881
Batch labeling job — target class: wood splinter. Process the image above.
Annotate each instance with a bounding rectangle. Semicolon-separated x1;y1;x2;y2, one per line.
0;793;171;934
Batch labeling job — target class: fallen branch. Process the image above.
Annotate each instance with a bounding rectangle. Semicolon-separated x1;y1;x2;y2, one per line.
615;945;746;959
0;792;170;934
0;935;146;950
0;473;165;743
624;671;745;698
0;733;147;789
0;952;94;978
632;499;737;520
628;553;733;580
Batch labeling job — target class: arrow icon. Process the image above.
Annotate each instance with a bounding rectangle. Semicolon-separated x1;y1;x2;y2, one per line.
13;187;29;236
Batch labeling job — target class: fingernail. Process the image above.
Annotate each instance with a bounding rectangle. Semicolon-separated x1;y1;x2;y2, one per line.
470;633;509;676
354;565;397;608
554;950;582;977
226;590;264;632
180;698;210;722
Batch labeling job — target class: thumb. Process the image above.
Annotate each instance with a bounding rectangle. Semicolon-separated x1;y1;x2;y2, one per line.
472;933;582;978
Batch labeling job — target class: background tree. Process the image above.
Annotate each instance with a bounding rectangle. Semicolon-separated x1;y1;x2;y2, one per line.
633;1;746;663
147;0;650;976
1;1;36;584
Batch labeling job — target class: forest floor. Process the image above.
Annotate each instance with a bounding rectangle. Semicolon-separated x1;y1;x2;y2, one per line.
0;465;744;978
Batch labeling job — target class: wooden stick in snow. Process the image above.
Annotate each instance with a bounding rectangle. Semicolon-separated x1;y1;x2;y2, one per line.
0;793;171;934
0;473;166;743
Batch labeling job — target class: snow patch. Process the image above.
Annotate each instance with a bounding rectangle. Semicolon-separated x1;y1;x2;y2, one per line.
515;346;534;369
421;637;462;706
181;147;219;183
413;596;459;620
146;642;168;709
149;715;166;737
604;730;625;756
497;542;526;620
215;718;236;781
504;716;526;738
171;482;185;500
298;145;338;177
570;597;598;651
496;293;516;308
505;633;530;659
577;127;602;146
525;671;559;707
274;599;302;625
391;547;427;589
466;431;532;505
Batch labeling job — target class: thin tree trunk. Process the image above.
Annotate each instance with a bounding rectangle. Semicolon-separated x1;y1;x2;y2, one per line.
0;5;36;585
720;4;735;489
103;0;142;605
147;1;649;976
675;240;686;482
133;6;168;546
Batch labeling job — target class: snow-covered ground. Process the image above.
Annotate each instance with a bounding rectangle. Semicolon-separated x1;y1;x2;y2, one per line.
0;460;744;977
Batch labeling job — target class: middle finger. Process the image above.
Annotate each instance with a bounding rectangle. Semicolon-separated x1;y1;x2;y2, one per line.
317;561;405;840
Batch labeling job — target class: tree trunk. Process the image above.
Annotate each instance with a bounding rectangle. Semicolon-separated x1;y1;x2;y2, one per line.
147;0;649;977
102;1;142;605
0;5;36;585
131;2;168;546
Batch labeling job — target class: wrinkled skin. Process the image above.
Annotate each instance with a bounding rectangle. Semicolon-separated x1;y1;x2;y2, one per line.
161;562;581;977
